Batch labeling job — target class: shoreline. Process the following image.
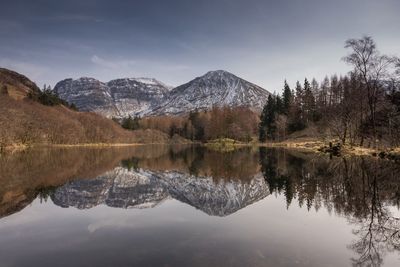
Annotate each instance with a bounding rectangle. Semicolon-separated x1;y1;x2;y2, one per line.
204;137;400;158
2;140;400;159
0;142;168;153
258;140;400;158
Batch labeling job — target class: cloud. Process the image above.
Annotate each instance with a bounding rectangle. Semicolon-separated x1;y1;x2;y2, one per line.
90;55;136;69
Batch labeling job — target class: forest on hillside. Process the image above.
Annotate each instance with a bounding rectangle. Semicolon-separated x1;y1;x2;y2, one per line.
127;36;400;148
259;36;400;147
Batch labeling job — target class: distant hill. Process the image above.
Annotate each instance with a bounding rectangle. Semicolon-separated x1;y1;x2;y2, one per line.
0;68;172;149
53;70;270;117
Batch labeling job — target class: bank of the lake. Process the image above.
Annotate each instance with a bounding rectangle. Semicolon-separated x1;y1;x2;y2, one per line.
203;137;400;160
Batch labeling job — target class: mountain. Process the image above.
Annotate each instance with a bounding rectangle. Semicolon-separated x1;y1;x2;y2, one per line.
149;70;270;115
54;70;270;117
51;167;269;216
53;78;118;117
54;77;170;118
108;78;170;117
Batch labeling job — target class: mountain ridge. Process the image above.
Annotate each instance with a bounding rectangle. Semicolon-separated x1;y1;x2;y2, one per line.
54;70;270;117
54;76;171;118
150;70;269;115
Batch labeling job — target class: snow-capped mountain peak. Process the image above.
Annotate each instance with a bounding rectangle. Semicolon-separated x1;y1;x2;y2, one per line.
54;70;270;117
149;70;270;115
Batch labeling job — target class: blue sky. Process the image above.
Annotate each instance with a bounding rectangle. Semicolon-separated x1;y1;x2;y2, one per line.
1;0;399;92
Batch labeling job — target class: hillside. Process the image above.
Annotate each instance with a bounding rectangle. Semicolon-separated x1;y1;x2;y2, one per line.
0;68;41;100
0;68;172;149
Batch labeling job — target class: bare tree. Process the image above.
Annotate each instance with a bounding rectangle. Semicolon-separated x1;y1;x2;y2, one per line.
343;36;393;147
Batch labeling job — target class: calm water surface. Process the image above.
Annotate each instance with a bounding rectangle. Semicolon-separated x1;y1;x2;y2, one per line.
0;145;399;267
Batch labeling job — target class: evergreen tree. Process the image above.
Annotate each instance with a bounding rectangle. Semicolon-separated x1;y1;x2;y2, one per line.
276;94;284;114
121;115;140;130
259;104;268;142
295;80;303;106
287;81;306;133
259;95;277;141
303;78;316;123
266;95;277;139
282;80;292;114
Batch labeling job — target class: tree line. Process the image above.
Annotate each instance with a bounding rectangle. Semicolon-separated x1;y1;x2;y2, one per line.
114;36;399;147
259;36;400;147
28;84;77;110
125;106;259;142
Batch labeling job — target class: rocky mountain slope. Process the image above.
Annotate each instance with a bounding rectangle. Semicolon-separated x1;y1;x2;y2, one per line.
54;70;270;117
151;70;270;115
108;78;170;117
53;78;118;117
54;77;170;118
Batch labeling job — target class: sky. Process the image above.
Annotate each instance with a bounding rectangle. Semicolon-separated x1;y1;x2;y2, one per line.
1;0;399;93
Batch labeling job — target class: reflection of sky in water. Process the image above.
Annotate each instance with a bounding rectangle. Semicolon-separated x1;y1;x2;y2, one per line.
0;146;399;267
1;195;358;267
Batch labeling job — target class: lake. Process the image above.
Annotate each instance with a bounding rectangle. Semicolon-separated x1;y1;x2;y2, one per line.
0;145;399;267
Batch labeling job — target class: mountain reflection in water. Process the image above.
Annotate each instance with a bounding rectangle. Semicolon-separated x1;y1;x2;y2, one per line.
0;145;399;266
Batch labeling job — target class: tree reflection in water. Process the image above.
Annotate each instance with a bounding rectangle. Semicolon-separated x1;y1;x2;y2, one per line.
0;146;399;266
259;147;400;267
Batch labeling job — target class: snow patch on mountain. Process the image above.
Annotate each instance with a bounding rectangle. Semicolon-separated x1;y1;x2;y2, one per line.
54;70;270;117
54;77;170;118
149;70;270;115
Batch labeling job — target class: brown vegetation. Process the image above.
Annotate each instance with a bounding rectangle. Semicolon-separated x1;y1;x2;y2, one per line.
0;68;174;149
140;106;259;142
0;96;172;148
0;67;41;100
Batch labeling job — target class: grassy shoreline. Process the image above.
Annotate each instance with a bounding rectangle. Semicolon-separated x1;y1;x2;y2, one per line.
204;138;400;159
2;139;400;160
260;139;400;158
0;142;162;153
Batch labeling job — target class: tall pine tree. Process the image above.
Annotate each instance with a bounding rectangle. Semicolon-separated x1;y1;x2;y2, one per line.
303;78;316;123
259;95;277;141
287;81;306;132
282;80;292;115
